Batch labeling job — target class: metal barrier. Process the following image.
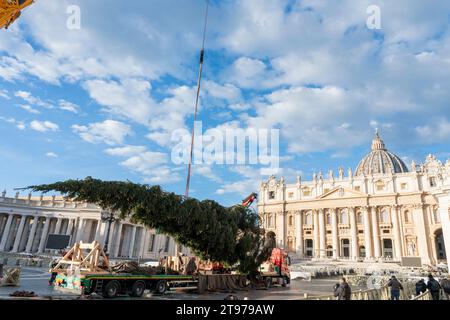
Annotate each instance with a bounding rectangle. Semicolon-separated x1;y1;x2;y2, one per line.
306;281;416;300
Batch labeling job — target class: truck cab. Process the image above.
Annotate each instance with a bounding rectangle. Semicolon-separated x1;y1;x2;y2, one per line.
259;248;291;287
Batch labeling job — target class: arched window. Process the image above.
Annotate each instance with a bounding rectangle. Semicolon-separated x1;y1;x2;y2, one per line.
326;213;331;225
340;210;348;224
305;212;313;225
357;212;363;224
404;211;411;223
380;209;390;223
288;215;294;226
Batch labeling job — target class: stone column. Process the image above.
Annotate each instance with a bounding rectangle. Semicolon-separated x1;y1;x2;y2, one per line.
349;207;358;260
277;211;286;248
97;220;107;245
11;215;27;252
26;217;40;253
113;222;123;258
318;209;326;258
331;209;339;259
54;218;62;234
295;211;303;258
107;221;117;252
363;207;373;259
437;195;450;268
38;217;51;253
128;226;137;258
75;218;85;242
0;214;13;251
371;207;381;259
66;219;75;236
392;205;403;260
413;204;431;265
313;210;320;258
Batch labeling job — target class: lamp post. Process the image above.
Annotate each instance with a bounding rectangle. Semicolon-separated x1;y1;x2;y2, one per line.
101;211;117;255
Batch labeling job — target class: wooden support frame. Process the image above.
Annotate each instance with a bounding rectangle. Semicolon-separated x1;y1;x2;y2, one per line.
50;241;111;275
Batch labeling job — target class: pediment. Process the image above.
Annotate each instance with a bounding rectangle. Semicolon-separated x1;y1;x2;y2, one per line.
318;186;367;199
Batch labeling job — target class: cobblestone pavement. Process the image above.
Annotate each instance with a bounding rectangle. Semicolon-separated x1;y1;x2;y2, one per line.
0;267;365;300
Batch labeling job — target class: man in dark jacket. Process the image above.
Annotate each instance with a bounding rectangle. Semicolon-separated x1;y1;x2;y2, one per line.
334;278;352;300
415;279;427;296
440;278;450;300
387;276;403;300
427;274;441;300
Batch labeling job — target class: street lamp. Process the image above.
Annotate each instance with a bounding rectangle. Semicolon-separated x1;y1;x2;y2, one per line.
101;211;117;255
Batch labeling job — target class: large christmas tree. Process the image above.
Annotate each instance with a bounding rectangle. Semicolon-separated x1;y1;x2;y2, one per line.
27;177;275;274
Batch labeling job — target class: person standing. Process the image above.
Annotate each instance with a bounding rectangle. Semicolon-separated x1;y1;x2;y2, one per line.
334;278;352;300
427;274;441;300
439;277;450;300
415;279;427;296
387;275;403;300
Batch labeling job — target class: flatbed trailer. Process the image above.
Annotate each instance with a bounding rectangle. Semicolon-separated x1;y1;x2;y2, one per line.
80;273;199;298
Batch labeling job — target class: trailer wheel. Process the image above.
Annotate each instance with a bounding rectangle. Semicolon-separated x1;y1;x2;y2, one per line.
155;280;167;295
130;281;146;297
265;277;272;288
103;280;120;299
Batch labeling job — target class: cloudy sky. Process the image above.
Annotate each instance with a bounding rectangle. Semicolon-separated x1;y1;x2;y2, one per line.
1;0;449;206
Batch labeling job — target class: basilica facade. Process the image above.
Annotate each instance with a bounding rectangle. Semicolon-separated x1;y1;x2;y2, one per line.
258;132;450;267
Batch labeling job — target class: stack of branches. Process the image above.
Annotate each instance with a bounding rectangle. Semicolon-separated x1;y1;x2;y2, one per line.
27;177;275;274
111;261;179;275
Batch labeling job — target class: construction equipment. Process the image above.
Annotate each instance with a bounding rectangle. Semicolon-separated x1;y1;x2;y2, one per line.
242;192;258;207
259;248;291;288
0;0;34;30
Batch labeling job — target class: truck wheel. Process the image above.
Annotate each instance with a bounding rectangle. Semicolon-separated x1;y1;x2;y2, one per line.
103;281;120;299
130;281;146;297
282;277;288;287
265;277;272;288
155;280;168;295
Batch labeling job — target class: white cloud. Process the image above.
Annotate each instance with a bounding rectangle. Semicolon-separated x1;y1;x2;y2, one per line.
59;100;80;113
146;85;196;147
106;145;180;184
416;119;450;142
72;120;131;145
246;86;368;153
193;166;222;183
19;104;40;114
0;89;9;99
224;57;267;88
14;91;53;109
46;152;58;158
30;120;59;133
0;117;25;130
203;80;241;101
104;145;147;157
83;78;154;125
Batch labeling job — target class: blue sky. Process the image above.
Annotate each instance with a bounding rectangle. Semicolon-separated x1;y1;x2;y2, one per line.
1;0;450;206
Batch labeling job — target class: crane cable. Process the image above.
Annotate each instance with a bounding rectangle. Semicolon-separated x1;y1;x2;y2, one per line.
184;0;209;199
